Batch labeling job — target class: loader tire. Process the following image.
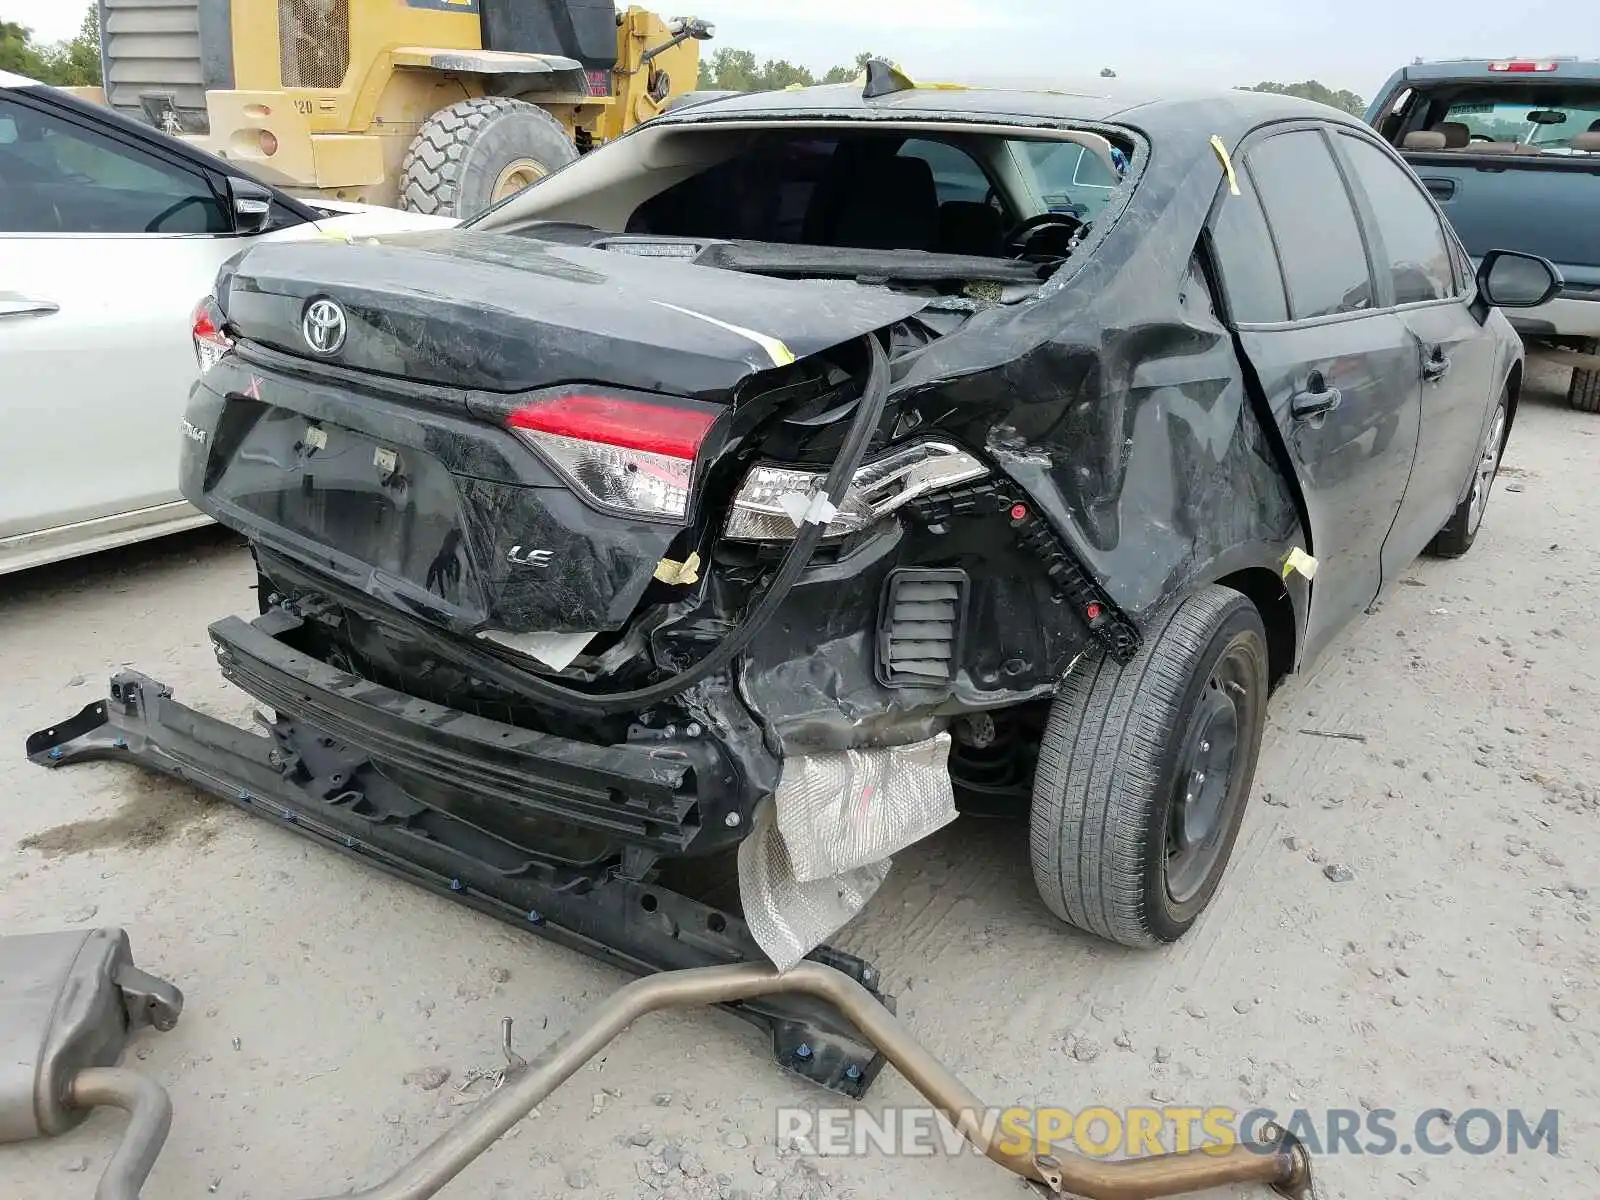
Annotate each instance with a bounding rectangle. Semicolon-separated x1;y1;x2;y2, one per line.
1028;585;1269;948
1569;338;1600;413
399;97;578;219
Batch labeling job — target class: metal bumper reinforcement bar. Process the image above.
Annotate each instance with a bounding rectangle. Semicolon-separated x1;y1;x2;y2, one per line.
29;669;893;1099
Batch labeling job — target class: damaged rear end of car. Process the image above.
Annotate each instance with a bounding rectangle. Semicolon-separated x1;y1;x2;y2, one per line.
32;85;1318;1095
178;222;1119;961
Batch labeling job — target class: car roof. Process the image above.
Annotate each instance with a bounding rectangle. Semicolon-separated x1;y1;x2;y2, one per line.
649;79;1363;142
476;75;1378;233
1402;57;1600;82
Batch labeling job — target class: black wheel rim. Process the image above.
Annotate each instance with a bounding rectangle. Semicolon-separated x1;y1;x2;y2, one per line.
1165;644;1252;904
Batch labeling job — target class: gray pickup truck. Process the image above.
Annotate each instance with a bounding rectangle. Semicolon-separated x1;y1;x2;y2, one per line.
1367;58;1600;410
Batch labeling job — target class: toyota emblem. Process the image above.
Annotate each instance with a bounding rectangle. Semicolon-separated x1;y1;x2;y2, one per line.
301;298;347;355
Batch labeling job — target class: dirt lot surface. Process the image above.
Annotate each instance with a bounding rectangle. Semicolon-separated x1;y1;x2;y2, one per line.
3;360;1595;1200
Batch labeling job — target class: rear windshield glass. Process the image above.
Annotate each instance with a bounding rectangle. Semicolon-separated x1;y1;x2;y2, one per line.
1403;86;1600;152
623;128;1132;253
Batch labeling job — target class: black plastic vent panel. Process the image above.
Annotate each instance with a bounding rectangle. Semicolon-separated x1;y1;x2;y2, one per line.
876;568;968;688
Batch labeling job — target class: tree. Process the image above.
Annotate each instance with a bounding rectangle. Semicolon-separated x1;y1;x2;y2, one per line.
46;6;103;87
823;52;876;85
699;46;760;90
1;6;101;87
0;21;50;79
699;47;876;92
757;59;816;90
1242;80;1366;117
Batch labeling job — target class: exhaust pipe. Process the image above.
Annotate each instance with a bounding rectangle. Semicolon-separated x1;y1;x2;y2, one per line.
64;960;1312;1200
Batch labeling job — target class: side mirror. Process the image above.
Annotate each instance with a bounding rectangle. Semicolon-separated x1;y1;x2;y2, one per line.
1477;249;1563;309
227;175;275;236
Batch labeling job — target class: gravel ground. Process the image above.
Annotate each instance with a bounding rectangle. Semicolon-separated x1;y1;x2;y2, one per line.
3;359;1595;1200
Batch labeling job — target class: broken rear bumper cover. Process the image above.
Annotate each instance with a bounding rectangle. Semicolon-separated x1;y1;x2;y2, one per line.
26;612;895;1099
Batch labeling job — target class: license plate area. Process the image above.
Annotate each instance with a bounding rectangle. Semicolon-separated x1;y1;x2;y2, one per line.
212;407;486;611
203;386;684;634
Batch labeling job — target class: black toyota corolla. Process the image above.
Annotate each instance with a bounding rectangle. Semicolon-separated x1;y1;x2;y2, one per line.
35;66;1559;1005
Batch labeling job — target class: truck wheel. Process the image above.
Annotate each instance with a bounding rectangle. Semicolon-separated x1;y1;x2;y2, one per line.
1426;393;1507;558
1028;585;1269;948
1570;338;1600;414
399;97;578;219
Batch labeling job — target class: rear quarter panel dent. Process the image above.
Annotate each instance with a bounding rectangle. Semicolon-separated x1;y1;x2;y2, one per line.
908;142;1305;633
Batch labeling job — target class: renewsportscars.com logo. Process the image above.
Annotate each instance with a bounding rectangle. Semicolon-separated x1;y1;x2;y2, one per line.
775;1105;1560;1159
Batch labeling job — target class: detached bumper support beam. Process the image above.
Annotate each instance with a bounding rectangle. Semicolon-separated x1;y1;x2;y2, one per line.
28;673;889;1099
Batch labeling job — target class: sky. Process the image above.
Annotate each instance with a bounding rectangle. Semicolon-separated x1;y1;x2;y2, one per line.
4;0;1596;102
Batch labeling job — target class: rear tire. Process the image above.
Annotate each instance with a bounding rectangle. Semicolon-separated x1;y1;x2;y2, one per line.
1028;586;1270;948
399;97;578;219
1569;338;1600;413
1427;393;1507;559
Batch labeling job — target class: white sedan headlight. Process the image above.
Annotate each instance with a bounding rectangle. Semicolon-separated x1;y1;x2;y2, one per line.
723;441;989;541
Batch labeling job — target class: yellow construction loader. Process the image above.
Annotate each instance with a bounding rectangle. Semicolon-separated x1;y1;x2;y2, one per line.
86;1;712;218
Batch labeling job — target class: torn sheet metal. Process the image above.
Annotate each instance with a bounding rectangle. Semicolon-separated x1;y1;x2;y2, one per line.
774;732;957;883
737;734;957;971
738;797;890;974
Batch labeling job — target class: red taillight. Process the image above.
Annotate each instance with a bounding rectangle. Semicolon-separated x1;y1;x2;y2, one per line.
192;296;232;372
1488;60;1559;72
506;393;719;520
508;394;716;459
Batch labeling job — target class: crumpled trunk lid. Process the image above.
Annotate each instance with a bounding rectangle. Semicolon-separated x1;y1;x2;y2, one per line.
215;229;928;396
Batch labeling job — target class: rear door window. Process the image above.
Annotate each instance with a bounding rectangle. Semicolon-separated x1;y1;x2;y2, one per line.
1246;129;1376;320
1336;133;1456;304
1207;170;1289;323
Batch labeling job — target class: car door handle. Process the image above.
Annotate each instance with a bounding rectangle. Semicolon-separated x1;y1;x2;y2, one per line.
1423;352;1452;383
0;295;61;318
1291;372;1342;420
1422;177;1457;201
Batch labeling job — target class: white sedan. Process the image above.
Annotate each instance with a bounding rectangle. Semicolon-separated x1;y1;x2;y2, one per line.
0;71;456;575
